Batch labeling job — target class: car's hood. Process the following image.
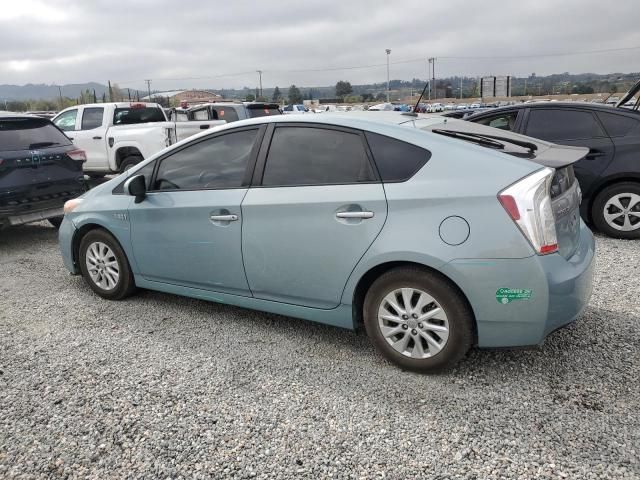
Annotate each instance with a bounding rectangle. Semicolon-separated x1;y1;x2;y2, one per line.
413;117;589;169
615;79;640;109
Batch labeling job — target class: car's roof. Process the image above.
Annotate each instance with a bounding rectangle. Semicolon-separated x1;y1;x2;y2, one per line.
467;101;640;118
0;112;49;120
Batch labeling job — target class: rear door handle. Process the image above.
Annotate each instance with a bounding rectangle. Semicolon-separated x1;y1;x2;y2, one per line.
210;214;238;221
336;211;374;219
199;125;210;129
586;149;606;160
93;136;102;140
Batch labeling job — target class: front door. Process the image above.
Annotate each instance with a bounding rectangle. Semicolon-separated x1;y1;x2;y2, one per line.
241;125;387;309
128;127;262;295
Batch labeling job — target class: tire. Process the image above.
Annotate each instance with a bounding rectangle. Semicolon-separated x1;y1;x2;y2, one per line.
119;156;142;173
78;229;136;300
363;267;474;373
591;182;640;239
48;216;63;229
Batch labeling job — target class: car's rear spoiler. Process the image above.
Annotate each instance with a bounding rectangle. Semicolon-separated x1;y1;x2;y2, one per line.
615;79;640;110
245;103;280;109
421;119;589;168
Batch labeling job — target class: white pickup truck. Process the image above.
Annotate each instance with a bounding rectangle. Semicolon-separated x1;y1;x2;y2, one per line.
52;102;223;175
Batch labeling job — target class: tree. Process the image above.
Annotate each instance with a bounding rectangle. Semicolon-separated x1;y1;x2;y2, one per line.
272;86;282;102
361;93;373;102
288;85;303;104
335;80;353;99
245;93;256;102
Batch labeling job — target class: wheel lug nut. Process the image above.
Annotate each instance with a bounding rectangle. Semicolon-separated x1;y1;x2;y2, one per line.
402;324;408;330
412;314;418;319
411;329;418;335
402;314;409;320
418;323;423;329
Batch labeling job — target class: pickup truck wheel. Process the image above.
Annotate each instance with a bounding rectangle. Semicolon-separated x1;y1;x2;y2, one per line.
119;156;142;173
592;182;640;239
79;229;137;300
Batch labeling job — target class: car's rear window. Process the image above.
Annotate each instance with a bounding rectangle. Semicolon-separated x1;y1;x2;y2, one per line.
246;106;281;118
0;117;72;151
113;106;166;125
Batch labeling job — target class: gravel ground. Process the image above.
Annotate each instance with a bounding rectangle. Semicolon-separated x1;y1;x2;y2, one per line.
0;222;638;479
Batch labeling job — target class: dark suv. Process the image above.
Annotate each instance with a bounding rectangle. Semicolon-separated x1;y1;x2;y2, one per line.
465;85;640;239
0;114;86;229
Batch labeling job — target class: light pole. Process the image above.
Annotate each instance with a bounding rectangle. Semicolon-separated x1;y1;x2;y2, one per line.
256;70;263;98
385;49;391;102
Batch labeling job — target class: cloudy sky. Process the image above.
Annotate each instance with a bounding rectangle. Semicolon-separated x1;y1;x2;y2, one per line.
1;0;639;91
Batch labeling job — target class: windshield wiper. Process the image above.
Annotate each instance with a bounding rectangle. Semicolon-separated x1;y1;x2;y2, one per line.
432;129;538;153
431;129;505;150
28;141;60;149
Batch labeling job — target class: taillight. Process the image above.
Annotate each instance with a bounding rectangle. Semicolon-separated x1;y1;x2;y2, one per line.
498;168;558;255
67;149;87;162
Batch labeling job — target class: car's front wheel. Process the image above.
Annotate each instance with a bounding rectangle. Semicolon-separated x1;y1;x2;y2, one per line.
363;267;474;372
592;182;640;239
78;229;136;300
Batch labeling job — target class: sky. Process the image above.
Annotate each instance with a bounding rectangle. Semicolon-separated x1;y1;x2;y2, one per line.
1;0;639;92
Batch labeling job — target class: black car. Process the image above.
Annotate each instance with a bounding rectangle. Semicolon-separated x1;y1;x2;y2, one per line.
465;85;640;239
0;114;86;229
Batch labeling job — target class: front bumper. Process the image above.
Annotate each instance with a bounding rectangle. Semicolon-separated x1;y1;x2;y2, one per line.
59;216;79;274
441;220;596;348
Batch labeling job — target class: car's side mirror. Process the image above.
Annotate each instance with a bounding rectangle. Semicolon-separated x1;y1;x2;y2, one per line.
124;175;146;204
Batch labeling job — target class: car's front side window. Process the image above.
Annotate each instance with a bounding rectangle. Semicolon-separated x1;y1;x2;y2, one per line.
54;109;78;131
152;129;258;191
261;126;376;186
475;112;517;131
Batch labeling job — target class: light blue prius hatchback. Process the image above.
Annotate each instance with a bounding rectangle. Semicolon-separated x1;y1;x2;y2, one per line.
59;112;595;372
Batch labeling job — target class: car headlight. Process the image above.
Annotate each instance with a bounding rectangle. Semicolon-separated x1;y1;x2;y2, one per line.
64;198;84;214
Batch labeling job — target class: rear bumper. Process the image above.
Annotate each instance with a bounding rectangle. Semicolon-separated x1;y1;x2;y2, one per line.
59;216;79;274
441;220;596;348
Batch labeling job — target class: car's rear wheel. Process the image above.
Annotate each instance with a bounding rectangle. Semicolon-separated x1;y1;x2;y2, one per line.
78;229;136;300
592;182;640;239
363;267;473;372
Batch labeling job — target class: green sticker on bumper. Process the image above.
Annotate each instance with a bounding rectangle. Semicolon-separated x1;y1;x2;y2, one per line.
496;288;532;304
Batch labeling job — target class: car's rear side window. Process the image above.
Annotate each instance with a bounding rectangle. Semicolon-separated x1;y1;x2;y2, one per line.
81;107;104;130
247;106;280;118
262;126;375;186
0;118;72;151
525;109;605;141
596;112;639;137
474;111;517;131
212;107;240;122
365;132;431;182
113;106;166;125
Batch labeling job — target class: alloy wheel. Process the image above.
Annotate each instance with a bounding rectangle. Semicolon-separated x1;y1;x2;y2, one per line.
603;193;640;232
377;287;449;359
85;241;120;291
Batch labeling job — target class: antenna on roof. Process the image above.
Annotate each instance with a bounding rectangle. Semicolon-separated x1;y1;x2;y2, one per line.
402;81;429;117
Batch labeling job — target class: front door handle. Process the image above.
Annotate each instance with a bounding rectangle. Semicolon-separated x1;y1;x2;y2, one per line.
93;136;102;140
336;211;374;219
210;214;238;221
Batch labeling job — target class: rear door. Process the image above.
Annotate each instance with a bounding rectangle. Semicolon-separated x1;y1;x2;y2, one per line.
522;108;615;196
69;106;109;171
241;124;387;309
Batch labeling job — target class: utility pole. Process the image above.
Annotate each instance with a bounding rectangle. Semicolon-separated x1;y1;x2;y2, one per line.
385;49;391;102
428;57;436;100
256;70;263;98
57;85;63;110
145;79;152;101
460;77;463;99
426;59;431;100
108;80;113;102
524;78;528;96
